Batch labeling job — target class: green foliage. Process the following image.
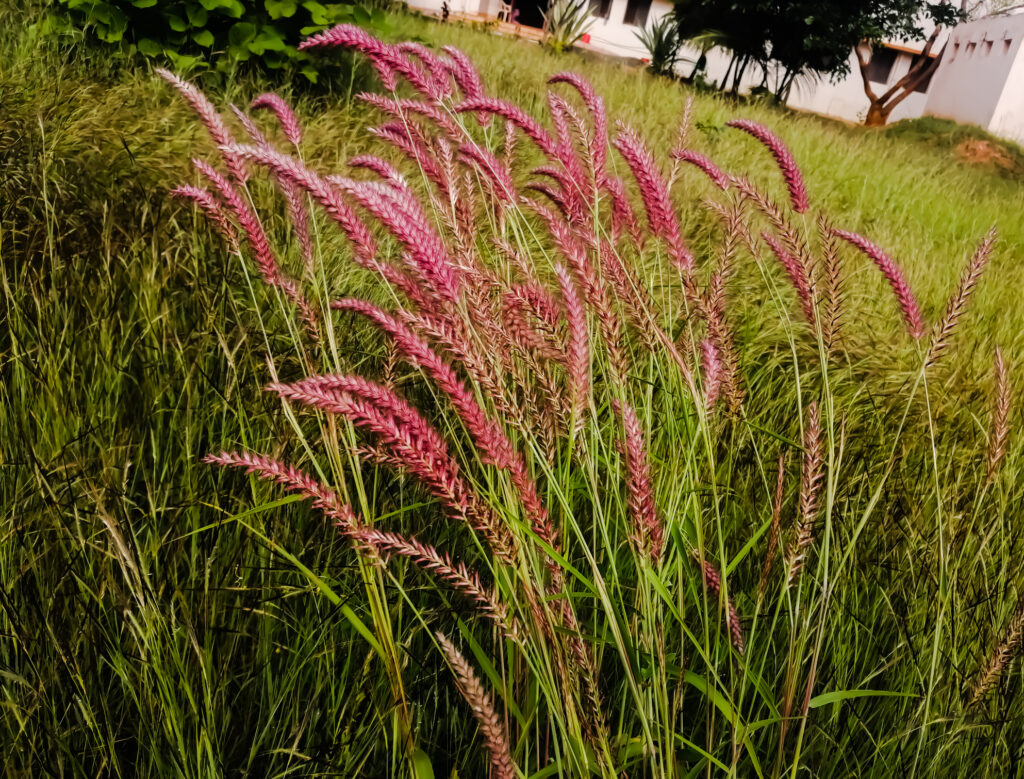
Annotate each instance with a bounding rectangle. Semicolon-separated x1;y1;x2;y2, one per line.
673;0;965;100
541;0;594;53
52;0;394;79
635;15;680;78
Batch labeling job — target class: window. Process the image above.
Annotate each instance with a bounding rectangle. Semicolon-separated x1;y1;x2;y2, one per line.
984;39;994;55
966;41;977;56
589;0;611;19
866;48;897;84
622;0;651;27
951;41;959;61
1005;38;1013;55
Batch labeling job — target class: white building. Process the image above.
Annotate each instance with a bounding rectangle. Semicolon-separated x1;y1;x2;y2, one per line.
408;0;1024;142
925;12;1024;142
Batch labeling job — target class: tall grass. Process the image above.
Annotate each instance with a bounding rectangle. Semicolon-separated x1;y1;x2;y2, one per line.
3;5;1024;777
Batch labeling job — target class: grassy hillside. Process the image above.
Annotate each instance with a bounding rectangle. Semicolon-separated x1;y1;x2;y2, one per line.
3;4;1024;777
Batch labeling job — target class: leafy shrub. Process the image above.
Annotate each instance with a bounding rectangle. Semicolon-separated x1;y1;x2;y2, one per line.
166;23;1018;778
636;14;680;77
541;0;594;53
52;0;392;79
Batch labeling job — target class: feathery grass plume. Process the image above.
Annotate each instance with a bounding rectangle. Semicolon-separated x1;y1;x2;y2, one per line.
356;528;515;636
156;68;248;184
986;347;1012;485
204;451;359;534
613;399;664;561
666;94;696;189
268;375;516;561
817;215;843;352
229;104;269;147
223;144;377;264
726;119;809;213
548;71;607;181
700;559;745;652
333;299;557;547
348;154;406;186
190;159;316;331
250;93;303;147
442;45;486;99
169;185;238;248
327;176;464;303
227;106;315;269
455;97;561;158
555;262;590;432
612;122;695;273
762;232;817;329
671;149;730;190
300;25;441;99
435;633;517;779
357;92;462;138
367;121;450;195
970;600;1024;706
786;401;824;586
396;41;455;98
701;338;722;411
759;453;788;596
602;173;645;246
458;143;517;206
928;227;997;366
832;229;925;339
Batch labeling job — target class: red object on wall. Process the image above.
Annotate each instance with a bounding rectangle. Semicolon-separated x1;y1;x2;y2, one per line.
581;33;591;43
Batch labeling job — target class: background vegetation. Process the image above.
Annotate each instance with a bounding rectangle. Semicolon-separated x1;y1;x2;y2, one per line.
3;2;1024;776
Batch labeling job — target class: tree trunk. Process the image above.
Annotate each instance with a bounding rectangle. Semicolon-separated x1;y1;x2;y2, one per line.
864;101;892;127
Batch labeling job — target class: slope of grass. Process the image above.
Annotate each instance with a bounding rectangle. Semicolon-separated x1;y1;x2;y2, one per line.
3;4;1024;777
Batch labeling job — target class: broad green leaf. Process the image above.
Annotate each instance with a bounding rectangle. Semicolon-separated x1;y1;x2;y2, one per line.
228;21;257;46
131;0;158;7
265;0;298;19
300;64;318;82
192;28;215;46
166;13;189;32
186;4;208;26
302;1;330;24
137;37;162;55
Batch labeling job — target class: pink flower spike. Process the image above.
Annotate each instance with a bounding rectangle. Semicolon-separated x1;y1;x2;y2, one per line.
613;399;663;562
442;45;486;100
762;231;817;329
156;68;247;184
298;23;388;56
222;144;377;265
548;71;607;180
726;119;809;213
702;338;722;411
348;154;406;186
229;104;269;147
170;185;238;247
671;149;730;190
833;229;925;339
251;93;303;147
612;123;693;272
453;97;560;159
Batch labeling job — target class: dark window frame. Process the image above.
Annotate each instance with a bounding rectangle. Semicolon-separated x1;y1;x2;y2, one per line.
623;0;651;27
866;47;897;84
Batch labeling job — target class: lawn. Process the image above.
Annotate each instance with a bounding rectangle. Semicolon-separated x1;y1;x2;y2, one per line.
3;3;1024;777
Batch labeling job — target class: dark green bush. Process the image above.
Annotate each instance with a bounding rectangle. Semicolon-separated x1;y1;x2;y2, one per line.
51;0;393;80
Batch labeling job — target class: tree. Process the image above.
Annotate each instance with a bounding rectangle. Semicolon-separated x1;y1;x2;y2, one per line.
672;0;961;105
855;1;964;126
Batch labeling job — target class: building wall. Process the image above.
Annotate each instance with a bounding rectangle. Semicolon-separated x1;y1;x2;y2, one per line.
580;0;673;60
924;14;1024;133
991;36;1024;141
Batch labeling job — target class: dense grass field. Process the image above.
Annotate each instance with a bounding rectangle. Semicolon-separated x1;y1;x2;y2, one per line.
3;3;1024;777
